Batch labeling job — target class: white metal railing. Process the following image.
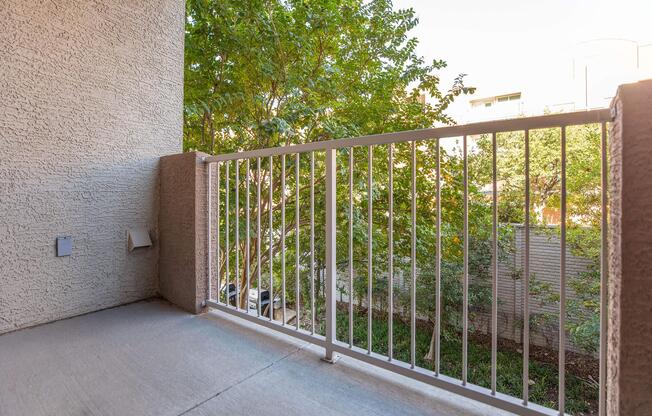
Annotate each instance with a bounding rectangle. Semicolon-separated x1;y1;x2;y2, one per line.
203;109;611;416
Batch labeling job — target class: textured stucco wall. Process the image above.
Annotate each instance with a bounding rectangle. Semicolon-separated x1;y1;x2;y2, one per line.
607;80;652;415
0;0;184;333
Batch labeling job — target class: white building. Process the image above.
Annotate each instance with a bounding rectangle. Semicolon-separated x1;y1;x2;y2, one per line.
449;39;652;123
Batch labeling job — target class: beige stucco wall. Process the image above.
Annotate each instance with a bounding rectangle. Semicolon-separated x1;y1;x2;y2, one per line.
0;0;184;334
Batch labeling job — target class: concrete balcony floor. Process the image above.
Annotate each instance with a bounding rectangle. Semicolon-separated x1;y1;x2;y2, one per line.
0;299;513;416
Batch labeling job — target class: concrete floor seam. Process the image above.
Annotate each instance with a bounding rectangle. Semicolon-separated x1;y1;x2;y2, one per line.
176;341;311;416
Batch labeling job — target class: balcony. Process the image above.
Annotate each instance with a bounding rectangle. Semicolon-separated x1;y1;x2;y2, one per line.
4;81;652;415
3;2;652;415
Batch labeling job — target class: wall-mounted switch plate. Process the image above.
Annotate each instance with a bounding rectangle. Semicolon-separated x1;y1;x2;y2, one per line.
56;236;72;257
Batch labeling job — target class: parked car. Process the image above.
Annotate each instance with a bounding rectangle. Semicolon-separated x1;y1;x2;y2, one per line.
221;285;279;318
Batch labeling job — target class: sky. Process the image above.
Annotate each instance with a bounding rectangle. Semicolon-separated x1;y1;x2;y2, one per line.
393;0;652;121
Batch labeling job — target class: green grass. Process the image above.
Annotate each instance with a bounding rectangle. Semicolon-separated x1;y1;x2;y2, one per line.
332;309;597;415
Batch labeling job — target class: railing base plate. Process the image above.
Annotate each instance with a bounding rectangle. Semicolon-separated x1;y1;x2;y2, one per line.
321;354;341;364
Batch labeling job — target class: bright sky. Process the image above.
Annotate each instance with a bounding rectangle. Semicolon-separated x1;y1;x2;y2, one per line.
393;0;652;120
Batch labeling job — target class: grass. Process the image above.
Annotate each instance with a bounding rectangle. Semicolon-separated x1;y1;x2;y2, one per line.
328;308;597;415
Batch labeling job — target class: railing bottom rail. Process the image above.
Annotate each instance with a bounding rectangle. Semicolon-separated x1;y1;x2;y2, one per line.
206;299;559;416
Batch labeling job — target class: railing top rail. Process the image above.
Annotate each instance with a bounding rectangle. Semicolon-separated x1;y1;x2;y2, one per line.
204;108;611;163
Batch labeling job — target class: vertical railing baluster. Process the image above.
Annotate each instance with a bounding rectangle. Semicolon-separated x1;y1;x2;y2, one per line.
295;153;300;331
435;137;441;376
349;147;354;348
310;151;315;334
281;154;286;325
207;161;212;303
411;140;417;369
367;145;373;354
325;148;337;362
235;160;240;310
269;156;274;321
246;159;251;313
599;122;608;416
463;135;469;385
388;144;394;360
226;161;230;307
491;133;498;394
217;162;221;303
559;126;567;415
523;130;531;405
257;158;262;316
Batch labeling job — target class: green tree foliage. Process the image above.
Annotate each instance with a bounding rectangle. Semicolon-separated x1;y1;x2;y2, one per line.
184;0;474;154
185;0;478;324
471;124;604;353
186;0;604;359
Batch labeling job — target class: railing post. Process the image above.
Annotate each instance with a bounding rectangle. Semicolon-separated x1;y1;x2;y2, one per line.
324;148;339;363
608;79;652;415
159;151;210;314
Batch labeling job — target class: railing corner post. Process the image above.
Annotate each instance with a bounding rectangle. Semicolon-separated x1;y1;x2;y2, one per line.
323;147;339;364
159;151;211;314
607;79;652;415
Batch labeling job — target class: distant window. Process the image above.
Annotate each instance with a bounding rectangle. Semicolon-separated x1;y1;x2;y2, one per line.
497;93;521;103
485;102;492;107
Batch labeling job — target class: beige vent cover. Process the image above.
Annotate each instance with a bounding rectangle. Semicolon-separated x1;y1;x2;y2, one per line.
127;228;152;252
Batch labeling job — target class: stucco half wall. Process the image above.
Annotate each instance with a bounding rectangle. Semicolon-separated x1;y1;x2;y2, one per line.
0;0;184;333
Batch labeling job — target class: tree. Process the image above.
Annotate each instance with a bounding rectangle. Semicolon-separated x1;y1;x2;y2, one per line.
184;0;473;154
184;0;477;321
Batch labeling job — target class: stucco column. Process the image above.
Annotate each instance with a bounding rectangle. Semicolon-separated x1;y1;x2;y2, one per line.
159;152;210;314
608;79;652;415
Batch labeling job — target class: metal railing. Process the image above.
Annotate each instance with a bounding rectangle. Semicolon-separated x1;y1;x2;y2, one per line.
203;109;611;416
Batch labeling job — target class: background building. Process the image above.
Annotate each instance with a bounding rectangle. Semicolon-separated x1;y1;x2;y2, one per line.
446;38;652;123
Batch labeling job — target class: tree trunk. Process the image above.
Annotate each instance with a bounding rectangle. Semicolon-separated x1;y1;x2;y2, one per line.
424;321;436;362
209;116;215;155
